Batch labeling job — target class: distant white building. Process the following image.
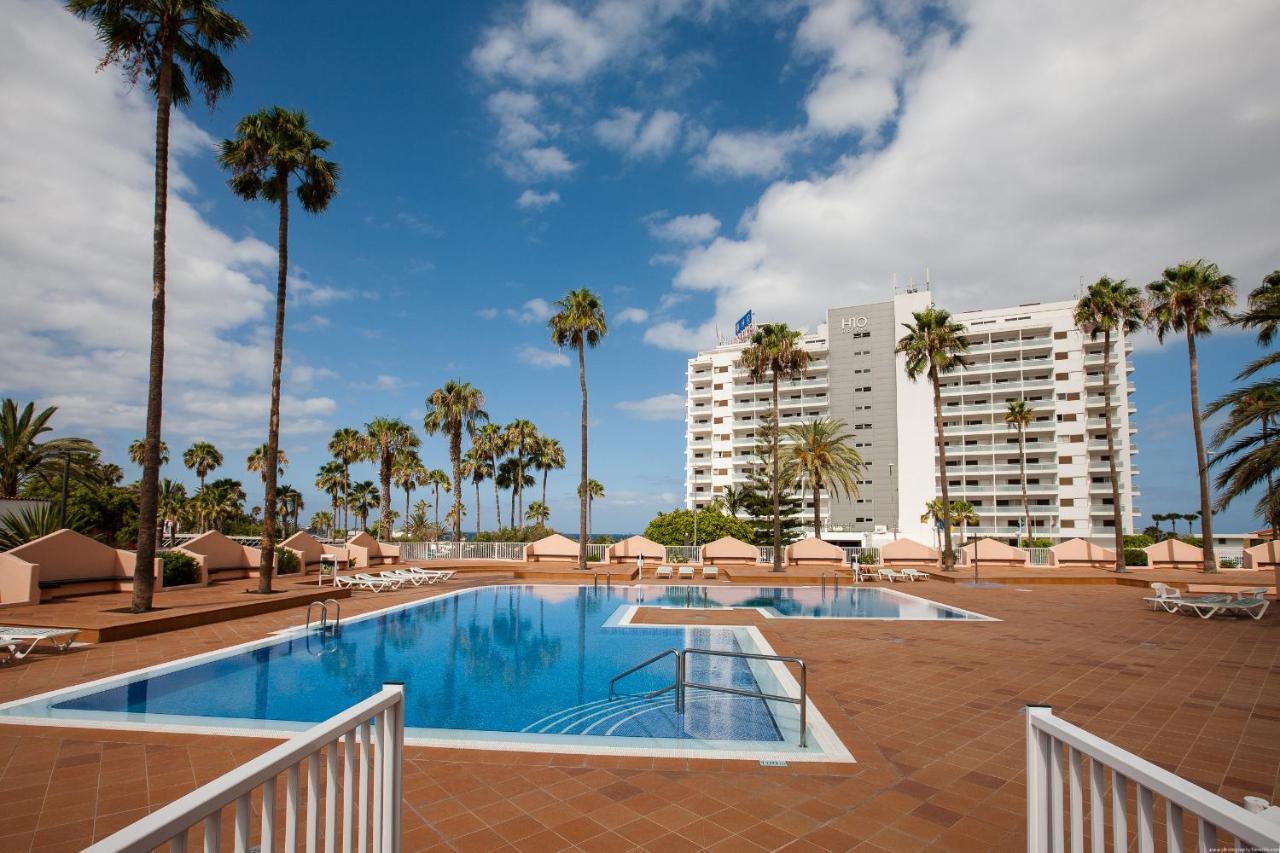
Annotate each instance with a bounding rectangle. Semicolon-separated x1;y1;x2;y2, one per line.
684;290;1140;546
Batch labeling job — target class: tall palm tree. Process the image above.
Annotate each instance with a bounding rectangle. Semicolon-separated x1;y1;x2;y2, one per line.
182;441;223;490
503;419;539;527
1074;276;1145;570
720;485;748;518
275;484;303;536
69;0;248;612
737;323;809;571
896;307;970;570
578;478;605;538
782;418;864;540
363;418;417;540
424;381;487;549
0;400;96;498
315;461;346;538
496;458;532;529
246;444;288;483
347;480;379;531
129;439;169;469
532;435;566;510
220;107;339;594
1002;400;1035;547
549;290;608;568
423;468;451;532
525;501;551;526
921;498;948;551
472;422;510;528
328;427;366;533
461;449;493;537
1146;260;1236;572
1232;270;1280;379
1208;385;1280;535
392;447;427;527
158;478;186;536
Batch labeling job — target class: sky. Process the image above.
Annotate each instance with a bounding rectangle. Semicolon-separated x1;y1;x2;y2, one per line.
1;0;1277;534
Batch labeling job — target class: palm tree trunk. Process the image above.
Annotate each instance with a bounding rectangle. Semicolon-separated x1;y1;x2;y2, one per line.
433;484;440;530
380;457;393;542
404;486;410;526
451;428;463;555
771;372;782;572
1185;330;1216;572
492;452;503;529
1102;330;1126;572
812;483;822;541
474;480;481;538
933;369;955;570
131;37;177;613
258;169;289;595
577;345;589;570
516;440;526;531
1019;424;1031;550
541;469;548;509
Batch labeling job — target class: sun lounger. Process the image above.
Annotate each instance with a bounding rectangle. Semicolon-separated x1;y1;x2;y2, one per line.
655;565;673;579
426;569;455;582
376;572;406;589
678;565;695;580
851;563;876;582
877;567;905;582
388;569;429;586
1143;582;1191;612
900;568;929;581
335;573;394;592
702;565;719;579
0;627;81;662
1178;588;1270;620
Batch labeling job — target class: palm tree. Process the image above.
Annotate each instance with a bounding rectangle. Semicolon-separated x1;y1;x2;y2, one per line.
525;501;551;526
129;439;169;469
347;480;380;530
737;323;810;572
246;444;288;483
315;461;346;538
472;422;510;529
309;510;333;535
424;381;487;550
392;448;427;528
578;478;605;537
158;478;187;536
1146;260;1236;572
921;499;947;551
363;418;417;540
1209;384;1280;535
1232;270;1280;379
461;449;493;537
423;468;451;532
69;0;248;612
896;308;970;570
504;419;539;527
0;400;96;498
1074;276;1145;570
782;418;864;540
182;441;223;490
550;289;608;569
496;458;533;528
1002;400;1035;547
720;485;748;518
328;427;366;533
532;435;566;510
220;107;339;594
950;500;980;550
275;484;303;536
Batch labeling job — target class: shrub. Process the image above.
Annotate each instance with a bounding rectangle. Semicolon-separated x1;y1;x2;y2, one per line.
643;507;754;546
158;550;200;587
1177;535;1203;548
1018;538;1053;549
1219;557;1240;568
1123;534;1153;549
274;546;300;575
1123;548;1148;567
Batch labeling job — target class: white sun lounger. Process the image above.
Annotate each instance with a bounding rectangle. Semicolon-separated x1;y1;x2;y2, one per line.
655;565;673;579
388;569;430;586
678;565;695;580
900;568;929;581
376;572;407;589
335;573;394;592
402;568;453;584
1143;582;1193;612
1177;589;1270;620
0;626;81;662
877;567;905;582
702;565;719;579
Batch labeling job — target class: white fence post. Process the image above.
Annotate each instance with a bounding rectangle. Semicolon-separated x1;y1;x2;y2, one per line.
1026;705;1053;853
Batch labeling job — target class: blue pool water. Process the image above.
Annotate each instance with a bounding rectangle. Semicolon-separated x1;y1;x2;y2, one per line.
638;584;987;620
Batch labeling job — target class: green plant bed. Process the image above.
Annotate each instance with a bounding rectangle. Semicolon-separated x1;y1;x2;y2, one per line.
274;546;301;575
1123;548;1149;567
158;550;200;587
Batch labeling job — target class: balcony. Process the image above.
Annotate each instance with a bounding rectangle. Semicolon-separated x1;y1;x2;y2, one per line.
940;378;1055;395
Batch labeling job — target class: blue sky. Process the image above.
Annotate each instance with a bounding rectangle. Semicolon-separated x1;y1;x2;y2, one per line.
2;0;1277;534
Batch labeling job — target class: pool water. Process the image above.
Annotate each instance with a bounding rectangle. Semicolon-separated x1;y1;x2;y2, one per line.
637;584;988;620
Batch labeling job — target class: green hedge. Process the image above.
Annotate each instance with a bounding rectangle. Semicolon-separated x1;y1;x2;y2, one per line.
275;546;300;575
1123;534;1153;549
158;550;200;587
1123;548;1148;567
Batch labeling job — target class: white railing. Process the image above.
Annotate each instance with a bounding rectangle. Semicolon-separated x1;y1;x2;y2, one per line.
665;545;701;563
842;547;881;566
758;546;775;564
1028;548;1051;566
585;543;609;562
1025;706;1280;853
87;684;405;853
398;541;526;561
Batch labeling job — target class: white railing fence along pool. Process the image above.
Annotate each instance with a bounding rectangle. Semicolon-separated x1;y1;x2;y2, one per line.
1025;706;1280;853
86;685;405;853
664;545;700;563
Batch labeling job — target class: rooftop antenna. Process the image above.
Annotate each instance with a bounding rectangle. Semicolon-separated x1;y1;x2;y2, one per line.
925;266;931;291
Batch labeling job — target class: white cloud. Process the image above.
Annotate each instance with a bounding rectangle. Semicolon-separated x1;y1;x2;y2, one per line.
594;107;683;159
485;89;576;180
642;318;718;351
615;307;649;324
517;346;570;368
645;211;721;244
695;129;801;178
615;392;686;421
506;297;555;324
476;307;500;320
521;145;575;177
667;0;1280;349
373;375;403;391
0;1;336;444
516;188;562;209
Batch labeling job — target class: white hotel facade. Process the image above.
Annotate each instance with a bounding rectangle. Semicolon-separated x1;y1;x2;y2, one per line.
684;290;1140;546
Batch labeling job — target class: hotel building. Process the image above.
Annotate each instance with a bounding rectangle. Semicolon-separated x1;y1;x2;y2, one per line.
684;290;1140;546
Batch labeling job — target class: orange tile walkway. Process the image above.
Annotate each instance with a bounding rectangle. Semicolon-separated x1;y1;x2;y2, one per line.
0;578;1276;851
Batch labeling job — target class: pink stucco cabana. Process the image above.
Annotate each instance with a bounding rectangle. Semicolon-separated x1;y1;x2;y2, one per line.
281;530;348;573
784;537;846;568
1143;539;1203;571
176;531;262;580
700;536;759;567
0;528;163;605
345;532;399;568
603;535;664;565
523;533;582;564
879;538;938;568
1048;538;1117;570
1242;541;1280;592
962;538;1030;568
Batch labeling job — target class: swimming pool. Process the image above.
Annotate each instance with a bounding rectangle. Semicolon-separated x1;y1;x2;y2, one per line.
0;584;986;760
633;584;992;620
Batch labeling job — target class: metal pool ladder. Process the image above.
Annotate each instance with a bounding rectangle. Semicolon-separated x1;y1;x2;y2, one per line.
608;648;810;747
306;598;342;634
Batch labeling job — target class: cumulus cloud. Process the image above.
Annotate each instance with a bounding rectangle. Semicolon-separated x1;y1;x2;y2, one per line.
485;89;575;180
645;211;721;244
0;1;337;443
476;307;500;319
594;107;683;159
694;129;802;179
516;188;562;209
615;392;686;421
664;0;1280;350
507;297;555;324
517;346;570;368
615;307;649;324
643;318;718;351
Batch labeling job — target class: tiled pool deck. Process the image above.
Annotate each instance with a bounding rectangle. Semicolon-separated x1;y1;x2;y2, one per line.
0;576;1276;851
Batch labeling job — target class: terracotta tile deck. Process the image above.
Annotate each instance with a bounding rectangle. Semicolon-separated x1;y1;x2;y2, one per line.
0;578;1276;851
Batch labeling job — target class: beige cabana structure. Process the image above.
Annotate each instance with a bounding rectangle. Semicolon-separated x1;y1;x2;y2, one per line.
962;538;1030;568
603;535;664;565
1143;539;1203;571
345;532;400;568
281;531;348;574
1242;541;1280;591
523;533;582;564
0;528;164;606
176;531;262;580
879;538;939;568
700;536;759;568
784;537;847;568
1048;538;1118;570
